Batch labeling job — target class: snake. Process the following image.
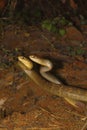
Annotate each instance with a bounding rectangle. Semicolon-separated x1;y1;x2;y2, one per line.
29;55;61;84
18;55;87;108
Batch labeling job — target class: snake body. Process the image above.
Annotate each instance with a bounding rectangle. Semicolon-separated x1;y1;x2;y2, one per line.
18;56;87;107
29;55;61;84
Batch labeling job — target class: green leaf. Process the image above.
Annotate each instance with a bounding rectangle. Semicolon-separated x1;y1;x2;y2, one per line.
59;29;66;36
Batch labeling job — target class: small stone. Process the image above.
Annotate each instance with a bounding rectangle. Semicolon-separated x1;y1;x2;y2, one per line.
66;26;84;41
0;128;7;130
14;128;22;130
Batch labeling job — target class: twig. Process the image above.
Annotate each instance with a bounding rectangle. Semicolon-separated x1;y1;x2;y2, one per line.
81;120;87;130
66;109;87;120
39;106;66;120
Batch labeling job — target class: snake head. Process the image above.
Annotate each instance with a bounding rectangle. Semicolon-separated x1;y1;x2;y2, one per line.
29;55;41;63
29;55;53;69
18;56;33;69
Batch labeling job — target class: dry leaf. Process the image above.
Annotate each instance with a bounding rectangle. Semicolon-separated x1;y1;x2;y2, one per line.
70;0;78;10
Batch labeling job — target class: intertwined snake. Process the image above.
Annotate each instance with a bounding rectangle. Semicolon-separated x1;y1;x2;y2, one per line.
29;55;61;84
18;55;87;108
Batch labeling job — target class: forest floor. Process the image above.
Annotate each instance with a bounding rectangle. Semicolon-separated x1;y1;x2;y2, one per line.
0;24;87;130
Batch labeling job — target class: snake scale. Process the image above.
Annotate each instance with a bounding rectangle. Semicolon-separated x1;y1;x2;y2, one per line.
18;56;87;108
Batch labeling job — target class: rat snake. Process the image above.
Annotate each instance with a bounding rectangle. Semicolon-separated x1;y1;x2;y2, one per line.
18;55;87;108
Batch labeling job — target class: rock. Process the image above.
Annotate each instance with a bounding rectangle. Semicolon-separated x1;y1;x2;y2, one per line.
66;26;84;41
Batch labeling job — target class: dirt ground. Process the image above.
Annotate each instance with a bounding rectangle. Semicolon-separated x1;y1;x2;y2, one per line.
0;24;87;130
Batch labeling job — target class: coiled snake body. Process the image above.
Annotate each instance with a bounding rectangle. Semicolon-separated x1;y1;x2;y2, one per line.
29;55;61;84
18;55;87;108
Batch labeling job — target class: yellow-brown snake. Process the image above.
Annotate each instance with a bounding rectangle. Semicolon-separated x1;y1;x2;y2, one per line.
18;56;87;108
29;55;61;84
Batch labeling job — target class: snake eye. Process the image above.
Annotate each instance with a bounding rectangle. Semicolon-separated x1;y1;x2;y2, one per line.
18;56;25;61
31;55;34;58
29;55;36;59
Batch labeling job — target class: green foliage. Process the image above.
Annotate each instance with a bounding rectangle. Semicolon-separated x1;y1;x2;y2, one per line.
59;29;66;36
67;46;85;56
42;19;58;33
42;16;71;35
76;48;85;55
58;17;69;26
